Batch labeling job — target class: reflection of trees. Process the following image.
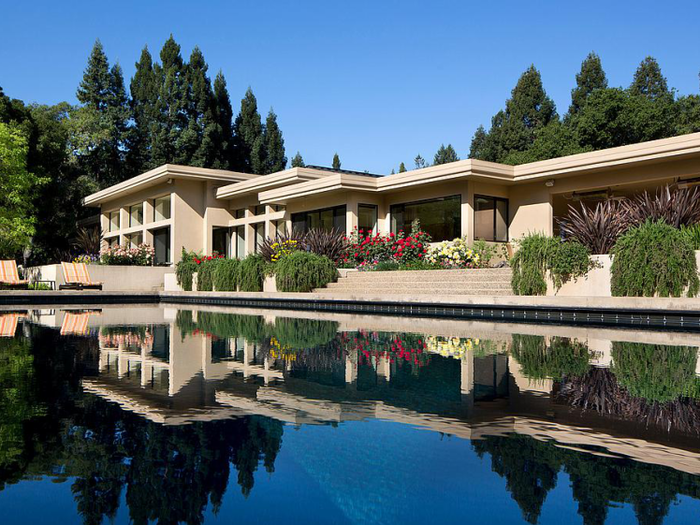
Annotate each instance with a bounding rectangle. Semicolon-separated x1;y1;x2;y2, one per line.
558;367;700;435
611;342;699;403
0;324;285;525
511;334;593;380
474;434;700;525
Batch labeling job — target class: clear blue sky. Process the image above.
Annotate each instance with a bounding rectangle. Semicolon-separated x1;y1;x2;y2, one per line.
2;0;699;173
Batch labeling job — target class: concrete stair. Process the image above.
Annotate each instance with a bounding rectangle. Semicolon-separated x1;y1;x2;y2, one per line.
314;268;514;296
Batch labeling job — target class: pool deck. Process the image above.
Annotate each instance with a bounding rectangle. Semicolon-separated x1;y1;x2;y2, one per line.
2;290;700;330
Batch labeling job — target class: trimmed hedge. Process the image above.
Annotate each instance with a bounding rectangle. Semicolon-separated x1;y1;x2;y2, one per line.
611;219;699;297
275;251;338;292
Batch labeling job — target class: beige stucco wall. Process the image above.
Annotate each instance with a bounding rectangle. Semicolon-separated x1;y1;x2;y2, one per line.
26;264;170;291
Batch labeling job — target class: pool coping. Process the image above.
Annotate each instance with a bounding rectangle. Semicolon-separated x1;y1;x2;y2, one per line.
2;290;700;330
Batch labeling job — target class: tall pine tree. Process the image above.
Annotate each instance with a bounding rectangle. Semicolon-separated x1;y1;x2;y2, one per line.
398;162;407;173
185;46;217;167
231;88;263;173
630;57;670;101
128;46;158;174
433;144;459;165
332;153;341;170
211;71;234;169
569;52;608;115
263;109;286;173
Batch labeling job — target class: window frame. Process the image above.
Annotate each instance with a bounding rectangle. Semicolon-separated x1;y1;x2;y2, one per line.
291;205;347;234
390;195;461;241
129;204;143;228
358;204;378;235
474;194;509;242
108;210;120;232
153;195;172;222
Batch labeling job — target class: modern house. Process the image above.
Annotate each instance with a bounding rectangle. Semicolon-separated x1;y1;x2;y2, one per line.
84;132;700;265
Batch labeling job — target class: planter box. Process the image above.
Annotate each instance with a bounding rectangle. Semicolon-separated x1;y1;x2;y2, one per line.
26;264;171;292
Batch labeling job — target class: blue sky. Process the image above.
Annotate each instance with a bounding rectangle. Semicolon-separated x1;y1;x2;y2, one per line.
2;0;699;173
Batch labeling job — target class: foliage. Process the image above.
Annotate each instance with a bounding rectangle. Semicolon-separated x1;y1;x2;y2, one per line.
611;342;698;403
213;258;240;291
623;185;700;229
0;123;47;258
304;228;348;264
73;227;103;255
425;237;481;268
269;317;339;349
511;234;592;295
238;254;266;292
344;223;431;269
610;220;699;297
557;199;630;254
332;152;341;170
568;52;608;115
290;151;305;168
275;251;338;292
175;249;198;291
100;243;154;266
73;254;99;264
194;256;224;291
433;144;459;165
471;239;509;267
263;109;286;173
681;223;700;250
260;229;304;263
510;334;593;380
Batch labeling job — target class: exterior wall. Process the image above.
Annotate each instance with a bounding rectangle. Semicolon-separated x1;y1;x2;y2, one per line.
26;264;171;291
171;179;206;261
508;181;553;240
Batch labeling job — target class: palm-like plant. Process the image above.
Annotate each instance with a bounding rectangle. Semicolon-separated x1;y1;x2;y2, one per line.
303;228;348;264
624;185;700;229
259;228;306;263
557;200;630;254
73;226;103;255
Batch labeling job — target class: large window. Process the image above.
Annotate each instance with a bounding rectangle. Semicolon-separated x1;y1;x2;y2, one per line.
212;227;229;257
254;204;266;215
234;226;245;258
129;204;143;227
358;204;378;234
474;195;509;242
124;233;142;249
154;195;171;222
390;196;460;242
109;211;120;232
152;227;171;264
254;223;265;253
292;205;346;233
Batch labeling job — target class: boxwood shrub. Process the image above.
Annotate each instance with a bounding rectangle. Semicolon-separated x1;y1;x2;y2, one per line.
275;251;338;292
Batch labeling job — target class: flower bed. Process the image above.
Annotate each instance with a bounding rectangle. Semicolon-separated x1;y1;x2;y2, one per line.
425;238;480;268
100;244;155;266
343;226;431;269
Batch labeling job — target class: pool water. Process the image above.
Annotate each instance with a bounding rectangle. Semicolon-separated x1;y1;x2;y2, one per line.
1;305;700;524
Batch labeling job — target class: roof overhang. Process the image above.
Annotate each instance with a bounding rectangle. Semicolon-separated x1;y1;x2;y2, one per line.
258;173;379;204
215;167;330;200
83;164;257;207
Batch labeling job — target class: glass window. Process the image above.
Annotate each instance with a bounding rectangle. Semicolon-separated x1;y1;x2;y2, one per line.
154;195;171;222
153;227;171;264
291;205;346;234
358;204;378;235
254;223;265;253
272;204;286;212
234;208;246;219
235;226;246;258
390;196;460;242
254;205;267;215
129;204;143;227
108;236;119;249
474;195;509;242
125;233;142;249
109;211;120;232
212;227;229;257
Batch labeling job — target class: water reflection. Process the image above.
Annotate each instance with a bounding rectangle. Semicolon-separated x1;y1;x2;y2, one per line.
1;305;699;524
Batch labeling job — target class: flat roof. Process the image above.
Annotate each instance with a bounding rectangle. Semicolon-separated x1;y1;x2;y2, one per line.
83;164;257;206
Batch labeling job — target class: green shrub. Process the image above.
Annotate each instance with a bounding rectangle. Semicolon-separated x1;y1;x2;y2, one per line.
510;234;591;295
510;334;592;380
213;258;240;291
611;219;699;297
196;258;222;291
681;223;700;250
175;249;198;291
611;341;698;403
239;254;266;292
275;251;338;292
270;317;339;348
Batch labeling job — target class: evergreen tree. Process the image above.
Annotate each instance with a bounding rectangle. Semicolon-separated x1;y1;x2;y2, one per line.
291;151;305;168
433;143;459;165
263;109;286;173
151;35;187;166
73;40;129;187
251;134;266;174
231;87;263;173
569;52;608;115
128;46;158;174
332;152;341;170
211;71;234;169
398;162;406;173
185;46;217;167
414;154;426;169
630;56;670;101
469;125;489;159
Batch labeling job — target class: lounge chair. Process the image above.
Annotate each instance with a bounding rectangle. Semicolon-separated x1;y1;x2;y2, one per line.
0;260;28;289
59;262;103;290
0;313;21;337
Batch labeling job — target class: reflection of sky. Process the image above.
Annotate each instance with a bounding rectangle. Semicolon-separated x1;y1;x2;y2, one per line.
2;420;700;524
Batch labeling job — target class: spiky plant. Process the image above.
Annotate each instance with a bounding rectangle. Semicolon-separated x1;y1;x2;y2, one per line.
624;185;700;229
303;228;348;264
259;229;306;263
557;200;630;254
73;226;103;254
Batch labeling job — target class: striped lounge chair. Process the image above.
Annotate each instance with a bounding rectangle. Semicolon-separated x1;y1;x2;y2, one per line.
59;262;103;290
0;260;28;289
0;313;20;337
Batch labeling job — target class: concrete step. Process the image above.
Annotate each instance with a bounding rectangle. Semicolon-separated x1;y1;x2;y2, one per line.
342;269;511;278
342;275;513;284
324;281;512;291
313;287;515;296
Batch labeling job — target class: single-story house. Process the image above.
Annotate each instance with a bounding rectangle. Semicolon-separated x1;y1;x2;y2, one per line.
84;132;700;265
